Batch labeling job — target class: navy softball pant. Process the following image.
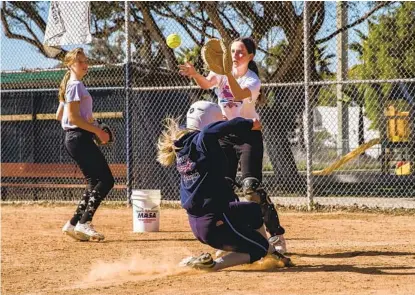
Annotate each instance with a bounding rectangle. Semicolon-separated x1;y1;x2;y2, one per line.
188;201;269;263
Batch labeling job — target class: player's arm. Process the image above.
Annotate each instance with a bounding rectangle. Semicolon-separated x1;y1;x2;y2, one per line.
55;102;64;121
201;117;260;138
197;118;260;153
178;63;217;90
225;73;252;101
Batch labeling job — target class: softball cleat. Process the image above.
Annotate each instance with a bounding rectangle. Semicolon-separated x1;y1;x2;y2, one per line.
62;220;88;241
74;222;105;242
179;253;216;270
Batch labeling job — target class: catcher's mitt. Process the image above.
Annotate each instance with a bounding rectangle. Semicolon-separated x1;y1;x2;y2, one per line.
93;119;114;146
201;39;232;75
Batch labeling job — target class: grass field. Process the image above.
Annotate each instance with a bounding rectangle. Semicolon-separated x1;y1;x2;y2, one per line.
2;204;415;295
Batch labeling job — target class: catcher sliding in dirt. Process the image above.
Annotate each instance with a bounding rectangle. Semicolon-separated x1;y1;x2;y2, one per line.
157;100;292;270
179;38;287;254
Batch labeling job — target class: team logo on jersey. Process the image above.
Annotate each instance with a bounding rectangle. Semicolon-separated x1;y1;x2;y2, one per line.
221;84;234;99
177;155;200;182
219;84;242;109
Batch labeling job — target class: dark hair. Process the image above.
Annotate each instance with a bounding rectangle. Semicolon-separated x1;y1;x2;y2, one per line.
233;37;265;105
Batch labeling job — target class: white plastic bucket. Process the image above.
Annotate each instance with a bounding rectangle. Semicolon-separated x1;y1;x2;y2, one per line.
131;190;161;232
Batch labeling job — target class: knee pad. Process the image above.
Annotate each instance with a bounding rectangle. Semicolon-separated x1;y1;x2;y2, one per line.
242;177;269;205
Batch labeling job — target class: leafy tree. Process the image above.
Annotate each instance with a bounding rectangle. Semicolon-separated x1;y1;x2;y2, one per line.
351;2;414;130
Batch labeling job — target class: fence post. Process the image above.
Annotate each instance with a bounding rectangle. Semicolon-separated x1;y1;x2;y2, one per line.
303;1;314;210
125;1;133;205
336;2;350;156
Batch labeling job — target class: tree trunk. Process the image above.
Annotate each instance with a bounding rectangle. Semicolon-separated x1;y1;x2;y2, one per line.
261;87;306;193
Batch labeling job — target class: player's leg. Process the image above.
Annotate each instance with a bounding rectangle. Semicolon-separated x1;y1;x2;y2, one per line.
77;140;114;241
185;206;268;270
213;202;292;270
65;129;113;241
62;129;94;241
239;130;287;253
219;136;239;200
184;203;292;270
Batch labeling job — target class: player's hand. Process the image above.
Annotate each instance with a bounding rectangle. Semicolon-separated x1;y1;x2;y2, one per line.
96;129;110;144
251;118;262;131
179;62;197;77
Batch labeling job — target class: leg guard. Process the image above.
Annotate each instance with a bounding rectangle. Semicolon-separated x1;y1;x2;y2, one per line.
243;177;285;236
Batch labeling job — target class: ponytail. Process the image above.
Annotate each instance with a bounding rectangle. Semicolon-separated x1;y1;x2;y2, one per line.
248;60;259;76
157;118;189;167
57;47;85;103
58;71;70;102
248;58;266;106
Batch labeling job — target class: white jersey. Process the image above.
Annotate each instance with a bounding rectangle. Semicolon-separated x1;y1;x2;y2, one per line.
209;69;261;120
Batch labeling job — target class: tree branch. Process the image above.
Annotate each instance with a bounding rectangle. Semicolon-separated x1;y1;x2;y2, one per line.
316;1;394;44
217;9;239;38
151;5;215;42
92;17;124;39
281;1;297;28
135;2;177;70
1;7;39;49
261;1;283;24
12;1;47;32
311;2;325;37
230;3;253;29
3;7;41;44
205;2;232;42
161;6;200;44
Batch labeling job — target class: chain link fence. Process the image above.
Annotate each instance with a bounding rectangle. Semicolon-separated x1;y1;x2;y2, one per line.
1;1;414;208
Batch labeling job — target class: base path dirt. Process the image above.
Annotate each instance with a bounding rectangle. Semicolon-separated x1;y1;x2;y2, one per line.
2;205;415;295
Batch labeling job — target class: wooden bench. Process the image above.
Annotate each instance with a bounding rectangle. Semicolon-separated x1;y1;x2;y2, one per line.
1;163;127;189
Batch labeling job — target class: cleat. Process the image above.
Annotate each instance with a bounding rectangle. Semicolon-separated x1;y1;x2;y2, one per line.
74;222;105;242
269;234;287;254
62;221;88;241
179;253;216;270
270;250;294;267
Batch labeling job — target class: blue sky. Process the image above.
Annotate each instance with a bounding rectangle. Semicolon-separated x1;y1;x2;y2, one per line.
0;2;397;72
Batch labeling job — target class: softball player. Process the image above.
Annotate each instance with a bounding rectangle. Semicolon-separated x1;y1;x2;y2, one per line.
157;101;291;270
57;48;114;242
179;37;287;253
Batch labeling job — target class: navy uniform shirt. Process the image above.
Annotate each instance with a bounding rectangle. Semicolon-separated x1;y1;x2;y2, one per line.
174;117;254;216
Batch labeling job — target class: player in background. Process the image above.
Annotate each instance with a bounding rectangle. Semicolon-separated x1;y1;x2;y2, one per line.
157;100;292;270
179;37;287;253
57;48;114;242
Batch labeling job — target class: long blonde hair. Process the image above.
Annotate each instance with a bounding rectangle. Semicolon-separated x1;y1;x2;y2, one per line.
58;48;86;102
157;118;189;167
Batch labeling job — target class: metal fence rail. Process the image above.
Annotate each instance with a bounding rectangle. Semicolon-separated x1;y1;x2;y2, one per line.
1;1;414;207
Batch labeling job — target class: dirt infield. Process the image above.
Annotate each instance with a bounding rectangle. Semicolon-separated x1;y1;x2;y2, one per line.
2;205;415;295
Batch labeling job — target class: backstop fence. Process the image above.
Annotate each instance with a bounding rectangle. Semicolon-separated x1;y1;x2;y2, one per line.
1;1;414;208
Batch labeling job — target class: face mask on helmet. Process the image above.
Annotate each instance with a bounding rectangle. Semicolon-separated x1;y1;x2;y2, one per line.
186;101;223;130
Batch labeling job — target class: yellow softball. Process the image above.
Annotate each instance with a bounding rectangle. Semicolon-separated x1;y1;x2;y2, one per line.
166;33;181;49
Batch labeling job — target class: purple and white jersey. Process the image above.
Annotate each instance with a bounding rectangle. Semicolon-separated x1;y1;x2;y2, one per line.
208;69;261;120
61;79;93;130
